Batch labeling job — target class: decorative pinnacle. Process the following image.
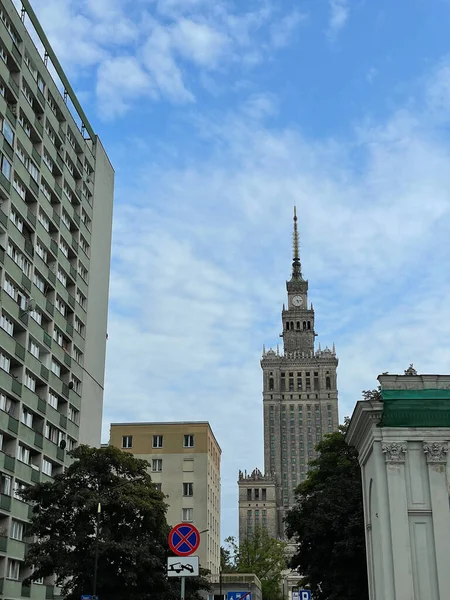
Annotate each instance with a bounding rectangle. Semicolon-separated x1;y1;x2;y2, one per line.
292;206;302;279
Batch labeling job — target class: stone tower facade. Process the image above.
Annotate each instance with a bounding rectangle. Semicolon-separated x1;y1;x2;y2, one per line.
238;469;278;540
238;208;339;540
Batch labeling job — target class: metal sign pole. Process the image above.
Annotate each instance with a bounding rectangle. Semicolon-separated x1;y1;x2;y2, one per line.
180;576;185;600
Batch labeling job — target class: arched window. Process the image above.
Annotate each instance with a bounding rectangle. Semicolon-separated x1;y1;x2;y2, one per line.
303;321;306;330
296;321;300;329
290;321;294;330
269;378;274;391
307;321;311;330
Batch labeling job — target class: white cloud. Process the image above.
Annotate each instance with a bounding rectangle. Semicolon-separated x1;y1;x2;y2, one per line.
171;19;230;67
270;9;306;49
96;56;156;118
328;0;350;39
141;24;195;103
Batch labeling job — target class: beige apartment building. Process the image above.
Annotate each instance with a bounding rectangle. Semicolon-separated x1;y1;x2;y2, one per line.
110;421;221;576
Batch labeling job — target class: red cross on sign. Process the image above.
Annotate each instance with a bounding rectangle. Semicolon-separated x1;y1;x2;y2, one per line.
168;523;200;557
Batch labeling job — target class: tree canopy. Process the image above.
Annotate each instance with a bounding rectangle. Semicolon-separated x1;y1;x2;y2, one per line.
22;445;210;600
284;426;369;600
223;528;287;600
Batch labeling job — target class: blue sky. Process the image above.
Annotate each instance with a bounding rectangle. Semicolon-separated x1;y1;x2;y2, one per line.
26;0;450;541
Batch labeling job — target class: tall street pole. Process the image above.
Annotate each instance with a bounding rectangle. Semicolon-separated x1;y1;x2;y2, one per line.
92;502;101;599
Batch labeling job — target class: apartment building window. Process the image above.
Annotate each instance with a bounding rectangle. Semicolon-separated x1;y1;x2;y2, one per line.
48;391;59;409
28;339;40;359
78;262;88;281
21;408;33;428
8;242;30;277
40;178;52;201
61;210;71;230
154;483;162;492
42;459;53;476
72;377;81;394
76;290;86;309
68;406;79;424
122;435;132;449
152;435;163;448
59;238;69;257
2;118;13;146
0;153;11;180
10;519;24;541
73;347;83;365
53;327;63;347
10;209;23;232
13;479;27;500
81;209;91;231
57;267;67;287
55;296;67;316
0;313;13;335
183;483;193;496
45;120;56;144
17;444;30;464
12;175;26;199
18;110;31;137
182;508;193;522
0;393;14;415
0;353;10;373
33;271;45;293
38;209;50;231
152;459;162;472
0;473;11;495
80;235;89;256
75;316;84;335
7;559;20;580
35;241;48;263
184;434;194;448
51;360;61;378
63;182;73;202
24;371;36;392
45;423;64;445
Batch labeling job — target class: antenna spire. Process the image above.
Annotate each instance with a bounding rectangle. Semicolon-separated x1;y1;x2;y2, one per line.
292;206;302;279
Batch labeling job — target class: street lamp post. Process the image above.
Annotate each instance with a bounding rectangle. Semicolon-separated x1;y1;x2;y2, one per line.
92;502;101;600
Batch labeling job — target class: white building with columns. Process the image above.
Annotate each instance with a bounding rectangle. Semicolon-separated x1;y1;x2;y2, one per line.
347;369;450;600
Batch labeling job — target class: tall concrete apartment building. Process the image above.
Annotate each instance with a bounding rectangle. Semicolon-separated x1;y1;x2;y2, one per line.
0;0;114;597
239;209;339;540
110;422;221;576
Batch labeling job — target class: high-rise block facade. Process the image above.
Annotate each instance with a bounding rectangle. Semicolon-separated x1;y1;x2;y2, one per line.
110;421;221;577
0;0;114;596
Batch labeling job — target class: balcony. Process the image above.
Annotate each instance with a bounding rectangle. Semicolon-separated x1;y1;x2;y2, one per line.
0;535;7;552
0;451;15;472
0;494;11;511
15;459;32;482
8;414;19;434
0;578;21;597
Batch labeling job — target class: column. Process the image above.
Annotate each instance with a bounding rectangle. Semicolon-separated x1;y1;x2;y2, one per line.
382;442;415;600
423;441;450;598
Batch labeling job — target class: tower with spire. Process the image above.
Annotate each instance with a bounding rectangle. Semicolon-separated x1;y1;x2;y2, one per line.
238;208;339;542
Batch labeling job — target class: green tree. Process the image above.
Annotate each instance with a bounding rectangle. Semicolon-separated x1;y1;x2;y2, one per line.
223;528;287;600
22;445;210;600
285;424;369;600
